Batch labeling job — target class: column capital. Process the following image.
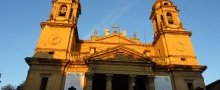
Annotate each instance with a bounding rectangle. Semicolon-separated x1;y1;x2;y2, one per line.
129;74;136;90
106;73;113;77
85;72;94;76
129;74;136;82
85;72;93;80
129;74;136;77
106;74;113;90
147;74;155;78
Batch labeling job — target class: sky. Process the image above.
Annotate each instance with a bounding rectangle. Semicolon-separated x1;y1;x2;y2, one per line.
0;0;220;88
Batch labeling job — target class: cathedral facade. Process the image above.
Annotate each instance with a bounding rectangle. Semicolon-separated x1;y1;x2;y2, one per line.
24;0;207;90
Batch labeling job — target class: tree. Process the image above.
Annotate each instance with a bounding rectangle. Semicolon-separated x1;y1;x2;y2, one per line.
16;81;25;90
1;84;15;90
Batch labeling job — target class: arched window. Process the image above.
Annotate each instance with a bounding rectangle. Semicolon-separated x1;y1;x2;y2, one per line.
59;5;67;16
164;2;169;6
167;12;174;24
163;1;171;6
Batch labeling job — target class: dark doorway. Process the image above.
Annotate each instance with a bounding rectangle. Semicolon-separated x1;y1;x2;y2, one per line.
68;86;76;90
40;77;48;90
92;73;106;90
112;74;129;90
135;75;147;90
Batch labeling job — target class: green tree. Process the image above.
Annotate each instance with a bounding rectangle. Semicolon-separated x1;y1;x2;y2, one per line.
16;81;25;90
1;84;15;90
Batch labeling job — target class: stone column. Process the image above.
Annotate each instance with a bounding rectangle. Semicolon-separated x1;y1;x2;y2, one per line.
106;74;113;90
85;73;93;90
148;75;155;90
129;75;136;90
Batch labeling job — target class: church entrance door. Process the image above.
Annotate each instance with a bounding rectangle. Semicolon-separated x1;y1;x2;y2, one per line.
92;74;106;90
112;74;129;90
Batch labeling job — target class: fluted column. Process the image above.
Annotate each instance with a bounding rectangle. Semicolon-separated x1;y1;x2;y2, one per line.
129;75;136;90
85;73;93;90
106;74;113;90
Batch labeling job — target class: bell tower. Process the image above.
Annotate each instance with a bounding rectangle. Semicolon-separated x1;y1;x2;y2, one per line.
34;0;81;59
24;0;81;90
151;0;199;65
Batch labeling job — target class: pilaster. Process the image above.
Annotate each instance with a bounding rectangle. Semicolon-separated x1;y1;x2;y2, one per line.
85;72;93;90
148;75;155;90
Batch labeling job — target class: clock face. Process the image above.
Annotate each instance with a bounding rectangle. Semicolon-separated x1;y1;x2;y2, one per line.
48;34;62;46
174;41;185;51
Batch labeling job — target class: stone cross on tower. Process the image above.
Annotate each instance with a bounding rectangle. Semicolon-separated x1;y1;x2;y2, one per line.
113;24;119;34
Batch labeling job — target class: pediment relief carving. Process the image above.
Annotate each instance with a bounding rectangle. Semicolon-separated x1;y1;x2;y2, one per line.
87;46;152;62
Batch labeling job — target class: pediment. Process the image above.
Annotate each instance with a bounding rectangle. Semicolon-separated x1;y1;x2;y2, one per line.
88;45;151;62
92;34;141;44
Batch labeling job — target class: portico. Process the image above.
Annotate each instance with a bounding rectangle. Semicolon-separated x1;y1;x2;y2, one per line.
85;58;155;90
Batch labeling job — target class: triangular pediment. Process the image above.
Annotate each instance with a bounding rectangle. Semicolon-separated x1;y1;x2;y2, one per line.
88;45;151;62
91;34;141;44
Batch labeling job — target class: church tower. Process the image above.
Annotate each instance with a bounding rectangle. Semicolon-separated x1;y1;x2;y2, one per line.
150;0;199;65
24;0;81;90
34;0;81;60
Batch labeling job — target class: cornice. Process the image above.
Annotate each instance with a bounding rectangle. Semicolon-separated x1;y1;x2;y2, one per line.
154;65;207;73
25;57;67;66
153;30;192;45
40;21;75;28
151;55;197;59
79;40;153;46
35;48;66;51
25;57;86;66
86;59;155;67
168;55;197;58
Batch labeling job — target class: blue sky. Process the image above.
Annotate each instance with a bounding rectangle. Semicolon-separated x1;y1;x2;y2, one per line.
0;0;220;87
